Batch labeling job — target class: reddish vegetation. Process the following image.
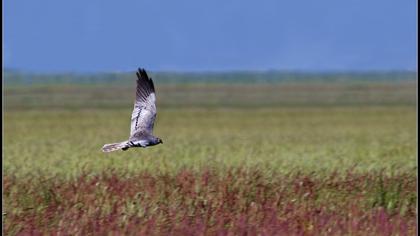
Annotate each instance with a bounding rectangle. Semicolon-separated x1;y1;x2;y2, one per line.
3;168;417;235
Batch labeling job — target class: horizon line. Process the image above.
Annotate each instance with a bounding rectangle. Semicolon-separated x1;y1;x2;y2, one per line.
3;67;418;75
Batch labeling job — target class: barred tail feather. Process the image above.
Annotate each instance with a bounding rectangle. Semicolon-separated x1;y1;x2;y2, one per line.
102;141;128;152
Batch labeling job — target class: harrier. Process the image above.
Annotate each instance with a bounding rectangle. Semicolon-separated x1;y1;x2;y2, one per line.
102;68;163;152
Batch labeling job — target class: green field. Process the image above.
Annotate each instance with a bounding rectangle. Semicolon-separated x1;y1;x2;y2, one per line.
3;72;418;235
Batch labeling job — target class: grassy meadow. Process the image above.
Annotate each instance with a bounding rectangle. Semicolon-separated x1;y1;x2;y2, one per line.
3;71;418;235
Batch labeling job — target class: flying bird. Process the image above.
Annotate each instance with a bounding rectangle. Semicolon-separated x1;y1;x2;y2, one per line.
102;68;163;152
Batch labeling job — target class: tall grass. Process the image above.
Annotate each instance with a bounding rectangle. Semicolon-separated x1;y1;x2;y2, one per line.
3;169;416;235
3;75;417;235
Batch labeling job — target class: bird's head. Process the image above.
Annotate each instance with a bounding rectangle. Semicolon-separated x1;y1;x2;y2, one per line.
157;138;163;144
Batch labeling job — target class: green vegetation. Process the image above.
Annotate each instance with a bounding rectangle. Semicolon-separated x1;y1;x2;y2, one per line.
3;106;416;178
3;72;417;235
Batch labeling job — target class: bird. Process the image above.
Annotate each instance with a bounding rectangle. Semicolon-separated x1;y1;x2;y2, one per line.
102;68;163;152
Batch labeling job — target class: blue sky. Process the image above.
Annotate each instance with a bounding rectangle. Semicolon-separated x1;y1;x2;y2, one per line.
3;0;418;72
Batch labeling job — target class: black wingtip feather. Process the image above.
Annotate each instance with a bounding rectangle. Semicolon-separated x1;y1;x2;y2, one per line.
134;67;156;102
136;68;151;81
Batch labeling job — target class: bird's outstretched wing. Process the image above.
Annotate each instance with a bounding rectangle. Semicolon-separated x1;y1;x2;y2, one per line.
129;68;157;139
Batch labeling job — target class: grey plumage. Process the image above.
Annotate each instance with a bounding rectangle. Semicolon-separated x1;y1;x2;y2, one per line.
102;68;163;153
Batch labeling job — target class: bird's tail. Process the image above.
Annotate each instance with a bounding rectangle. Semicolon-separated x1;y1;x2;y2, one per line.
102;141;129;153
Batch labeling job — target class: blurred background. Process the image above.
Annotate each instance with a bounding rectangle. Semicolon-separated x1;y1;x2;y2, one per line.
3;0;418;234
3;0;418;109
4;0;417;72
3;0;417;173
